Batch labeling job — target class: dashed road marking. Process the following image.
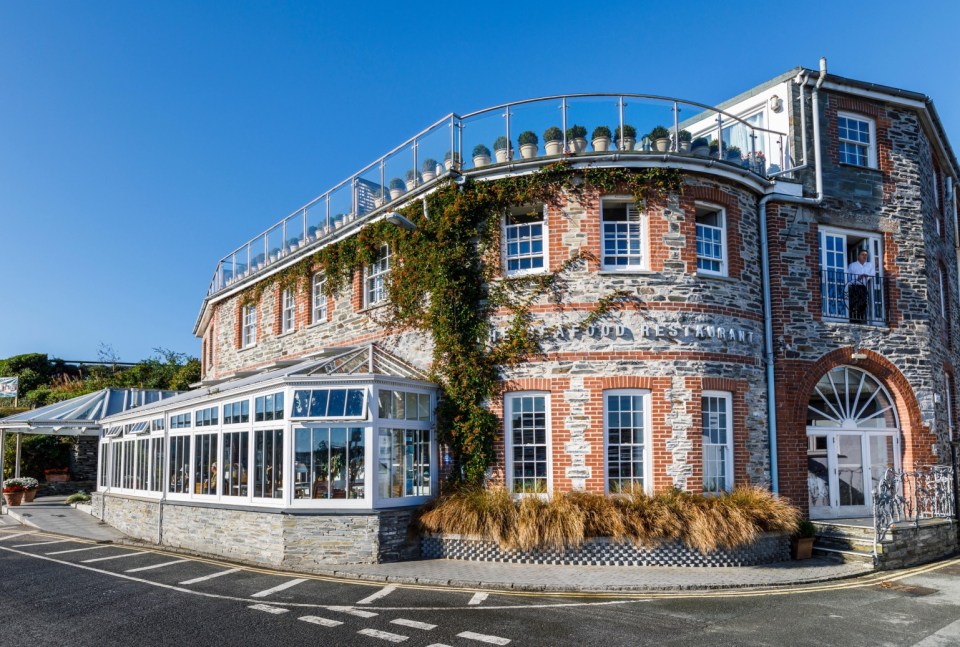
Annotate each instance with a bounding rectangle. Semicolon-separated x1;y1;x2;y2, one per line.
298;615;343;627
468;592;489;606
82;551;149;563
249;603;289;614
391;618;437;631
251;577;308;598
180;568;242;585
457;631;511;645
357;584;397;605
358;628;408;642
329;606;379;618
12;539;72;548
46;545;112;556
0;531;38;542
125;559;189;573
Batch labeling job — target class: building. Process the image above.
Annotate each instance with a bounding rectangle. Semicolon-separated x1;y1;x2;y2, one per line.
90;60;959;569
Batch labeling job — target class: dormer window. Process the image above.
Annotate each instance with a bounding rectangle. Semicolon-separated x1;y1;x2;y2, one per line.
837;112;877;168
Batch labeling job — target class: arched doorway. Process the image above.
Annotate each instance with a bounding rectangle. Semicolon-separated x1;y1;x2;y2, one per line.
806;366;900;518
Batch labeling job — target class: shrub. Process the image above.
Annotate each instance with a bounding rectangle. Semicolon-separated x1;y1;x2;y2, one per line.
543;126;562;142
493;135;511;151
66;491;92;504
592;125;612;140
566;124;587;140
614;124;636;140
472;143;491;158
649;125;671;139
726;145;742;157
388;177;405;190
421;158;439;172
405;169;421;182
677;129;693;142
518;130;538;146
443;151;461;163
691;136;709;148
795;519;817;538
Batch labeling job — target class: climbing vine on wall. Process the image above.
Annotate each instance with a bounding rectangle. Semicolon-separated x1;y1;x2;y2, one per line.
237;162;682;484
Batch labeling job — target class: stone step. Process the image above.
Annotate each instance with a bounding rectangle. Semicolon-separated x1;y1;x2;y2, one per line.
813;545;875;565
815;533;877;553
811;522;875;539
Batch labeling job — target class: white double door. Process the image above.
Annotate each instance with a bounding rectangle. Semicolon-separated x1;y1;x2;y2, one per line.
806;429;899;518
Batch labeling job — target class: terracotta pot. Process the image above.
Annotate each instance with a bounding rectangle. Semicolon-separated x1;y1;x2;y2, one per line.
3;491;24;507
45;474;70;483
23;488;37;503
791;536;815;560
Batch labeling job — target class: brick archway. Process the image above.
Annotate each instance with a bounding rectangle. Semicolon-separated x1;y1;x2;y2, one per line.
775;347;931;513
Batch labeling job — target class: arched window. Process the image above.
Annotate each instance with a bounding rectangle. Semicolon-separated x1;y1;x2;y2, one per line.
807;366;899;430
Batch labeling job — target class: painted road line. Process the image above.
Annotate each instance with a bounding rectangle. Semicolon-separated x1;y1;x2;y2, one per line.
0;531;38;542
357;628;408;643
357;584;397;605
249;604;288;614
125;559;189;573
250;577;308;599
298;615;343;628
179;568;242;585
424;644;454;647
468;592;489;606
391;618;437;631
457;631;511;645
47;545;112;556
82;551;148;563
12;539;72;548
328;606;378;618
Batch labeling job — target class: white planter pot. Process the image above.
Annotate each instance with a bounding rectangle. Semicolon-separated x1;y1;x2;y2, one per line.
473;154;490;168
520;144;538;159
494;149;511;163
544;140;563;155
405;180;417;191
679;141;691;153
592;137;611;152
422;170;436;182
692;145;710;157
654;138;670;152
389;188;405;200
618;137;636;151
570;137;587;153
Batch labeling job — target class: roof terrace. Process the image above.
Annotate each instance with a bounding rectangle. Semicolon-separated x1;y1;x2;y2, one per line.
205;93;790;299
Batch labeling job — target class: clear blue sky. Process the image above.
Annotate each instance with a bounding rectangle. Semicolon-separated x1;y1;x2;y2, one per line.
1;0;957;362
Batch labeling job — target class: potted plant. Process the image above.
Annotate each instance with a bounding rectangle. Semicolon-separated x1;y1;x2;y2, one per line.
615;124;637;151
421;158;439;182
543;126;563;155
21;477;39;503
493;136;512;163
649;125;671;152
691;136;710;156
2;478;26;506
443;151;462;172
388;178;406;200
566;124;587;153
725;145;742;162
307;225;319;241
472;143;491;168
709;139;720;158
518;130;539;159
44;467;71;483
592;125;612;152
405;169;421;191
791;519;817;560
677;129;693;153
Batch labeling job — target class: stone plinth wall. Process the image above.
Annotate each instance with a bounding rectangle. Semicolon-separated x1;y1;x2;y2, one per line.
421;532;789;567
39;480;96;498
878;520;959;570
91;493;419;568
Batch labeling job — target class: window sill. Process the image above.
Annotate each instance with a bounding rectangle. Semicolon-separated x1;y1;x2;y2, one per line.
696;272;735;282
306;319;329;329
277;329;297;339
598;269;656;276
838;162;881;173
238;344;258;353
359;302;389;314
504;268;549;279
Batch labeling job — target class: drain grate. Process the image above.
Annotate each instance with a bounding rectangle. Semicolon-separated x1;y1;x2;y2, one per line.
876;581;938;596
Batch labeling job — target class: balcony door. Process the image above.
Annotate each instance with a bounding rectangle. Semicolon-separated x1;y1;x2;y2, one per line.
819;228;884;323
806;366;900;519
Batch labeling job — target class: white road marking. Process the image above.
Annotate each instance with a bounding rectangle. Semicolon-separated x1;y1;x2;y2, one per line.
46;545;113;556
457;631;511;645
179;568;242;585
357;628;408;643
299;615;344;627
82;551;149;563
391;618;436;631
0;531;38;542
250;577;308;598
249;603;289;614
425;644;454;647
125;559;189;573
357;584;397;605
468;592;489;605
12;539;72;548
329;605;379;618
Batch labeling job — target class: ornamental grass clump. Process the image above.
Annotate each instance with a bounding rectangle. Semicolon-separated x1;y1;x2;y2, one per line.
419;486;799;554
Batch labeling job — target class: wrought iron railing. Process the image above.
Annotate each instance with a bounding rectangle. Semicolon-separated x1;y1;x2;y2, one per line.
873;465;955;544
820;269;889;325
204;93;790;298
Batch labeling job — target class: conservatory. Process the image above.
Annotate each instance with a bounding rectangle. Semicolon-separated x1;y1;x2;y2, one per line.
95;345;438;513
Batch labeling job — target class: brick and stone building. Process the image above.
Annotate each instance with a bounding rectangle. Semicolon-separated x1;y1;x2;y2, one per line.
89;61;959;568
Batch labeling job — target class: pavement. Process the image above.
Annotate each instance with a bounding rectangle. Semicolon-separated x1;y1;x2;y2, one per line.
0;496;874;593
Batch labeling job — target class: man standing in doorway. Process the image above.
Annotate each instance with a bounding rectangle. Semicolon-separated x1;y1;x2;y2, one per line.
847;249;874;323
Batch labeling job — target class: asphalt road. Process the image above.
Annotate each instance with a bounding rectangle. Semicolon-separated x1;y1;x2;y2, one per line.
2;525;959;646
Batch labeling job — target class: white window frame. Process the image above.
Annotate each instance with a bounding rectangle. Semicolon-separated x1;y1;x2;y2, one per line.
702;391;734;493
600;197;647;271
503;204;548;276
695;202;727;277
504;391;552;495
281;288;296;334
837;111;877;168
311;273;327;324
364;244;391;308
241;304;257;349
603;389;652;495
946;374;956;441
939;265;948;322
